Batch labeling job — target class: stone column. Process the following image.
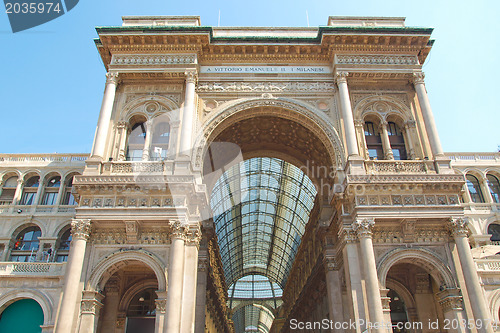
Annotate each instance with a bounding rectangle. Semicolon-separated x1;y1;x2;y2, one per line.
194;251;208;333
412;72;444;157
79;291;104;333
479;176;494;203
449;217;493;333
142;119;154;161
324;253;345;331
181;225;202;333
165;221;186;333
336;71;359;157
355;119;369;160
178;70;197;157
54;219;91;333
379;289;392;331
352;219;387;332
33;177;45;206
91;72;119;160
341;228;367;332
155;291;168;333
403;121;416;160
437;288;467;333
116;122;129;161
379;121;394;160
13;179;24;205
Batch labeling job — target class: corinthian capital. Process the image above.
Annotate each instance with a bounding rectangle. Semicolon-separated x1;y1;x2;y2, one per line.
185;225;202;247
171;220;188;240
71;219;92;241
352;218;375;238
185;69;198;84
335;71;349;84
106;72;120;85
412;72;425;85
448;217;469;237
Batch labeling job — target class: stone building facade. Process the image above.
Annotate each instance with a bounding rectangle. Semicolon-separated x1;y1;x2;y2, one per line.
1;15;500;333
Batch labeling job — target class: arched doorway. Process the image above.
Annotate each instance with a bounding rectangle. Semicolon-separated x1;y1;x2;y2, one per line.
201;102;342;332
0;299;44;333
379;249;460;333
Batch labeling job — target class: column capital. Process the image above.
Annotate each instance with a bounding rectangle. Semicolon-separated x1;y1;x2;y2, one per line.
185;225;202;247
378;119;388;129
335;71;349;84
437;288;463;312
339;228;358;243
412;72;425;85
323;255;340;271
116;121;128;130
354;119;365;127
404;120;417;128
105;72;120;85
448;217;470;237
185;69;198;84
171;220;188;240
352;218;375;238
17;178;24;186
80;291;104;315
71;219;91;241
155;299;167;314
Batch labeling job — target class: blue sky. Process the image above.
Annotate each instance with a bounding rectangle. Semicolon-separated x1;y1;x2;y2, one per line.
0;0;498;153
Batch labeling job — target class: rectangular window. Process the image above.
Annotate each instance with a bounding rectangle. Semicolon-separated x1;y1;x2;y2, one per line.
41;192;58;205
0;189;15;205
63;191;76;205
20;192;36;205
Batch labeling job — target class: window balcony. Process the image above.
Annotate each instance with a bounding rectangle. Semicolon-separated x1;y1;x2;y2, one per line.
100;160;174;175
0;262;66;277
475;258;500;273
364;160;436;174
0;205;77;215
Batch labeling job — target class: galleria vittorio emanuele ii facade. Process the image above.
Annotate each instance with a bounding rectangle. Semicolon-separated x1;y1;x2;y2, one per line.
1;15;500;333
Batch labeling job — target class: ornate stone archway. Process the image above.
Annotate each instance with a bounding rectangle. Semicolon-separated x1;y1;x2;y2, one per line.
194;97;346;172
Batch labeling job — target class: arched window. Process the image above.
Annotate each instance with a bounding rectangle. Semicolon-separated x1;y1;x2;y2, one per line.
41;176;60;205
151;122;170;160
388;289;409;328
466;174;485;203
487;174;500;203
10;226;41;262
387;122;407;160
19;176;39;205
62;175;77;205
126;288;157;332
364;121;383;160
127;122;147;161
56;229;72;262
488;223;500;242
0;176;18;205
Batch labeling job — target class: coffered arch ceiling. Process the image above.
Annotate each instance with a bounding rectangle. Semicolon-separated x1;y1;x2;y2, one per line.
201;104;342;195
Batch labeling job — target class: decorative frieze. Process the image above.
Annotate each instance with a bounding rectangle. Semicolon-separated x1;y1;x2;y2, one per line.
79;195;185;209
365;160;435;174
355;194;459;207
347;174;464;184
336;54;419;65
196;81;335;93
110;54;197;66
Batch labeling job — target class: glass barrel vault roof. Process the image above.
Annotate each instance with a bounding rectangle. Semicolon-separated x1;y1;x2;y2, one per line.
211;157;317;288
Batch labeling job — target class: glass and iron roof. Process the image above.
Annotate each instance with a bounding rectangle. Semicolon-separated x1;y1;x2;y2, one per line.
228;274;283;311
232;304;275;333
211;157;317;288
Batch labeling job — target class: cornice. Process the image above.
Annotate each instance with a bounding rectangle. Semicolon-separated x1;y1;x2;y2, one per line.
95;24;433;70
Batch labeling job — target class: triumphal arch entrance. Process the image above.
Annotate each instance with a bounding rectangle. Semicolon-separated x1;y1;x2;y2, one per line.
51;15;493;333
